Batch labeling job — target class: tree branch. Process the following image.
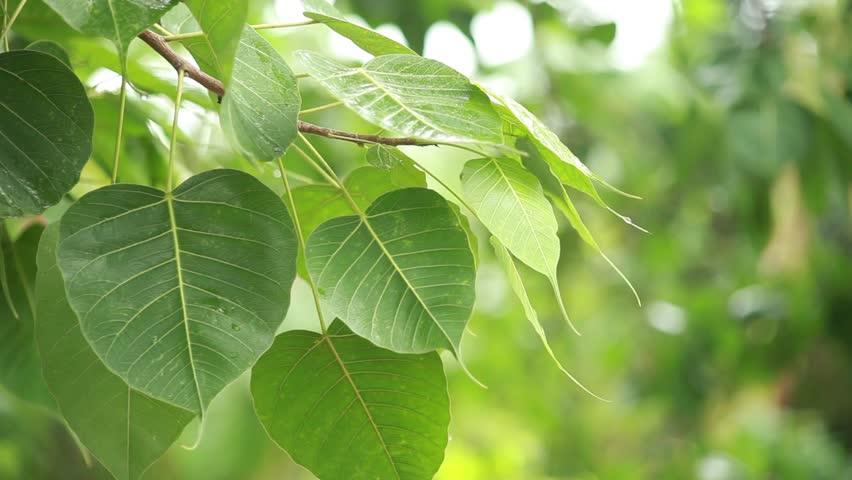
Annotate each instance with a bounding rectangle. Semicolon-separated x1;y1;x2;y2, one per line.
137;30;432;147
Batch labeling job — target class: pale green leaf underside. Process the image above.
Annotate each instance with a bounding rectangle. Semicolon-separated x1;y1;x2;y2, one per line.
0;50;93;217
36;223;194;480
43;0;177;63
221;26;301;162
306;188;476;354
57;169;298;414
297;51;503;145
251;320;449;480
181;0;247;82
303;0;416;56
461;157;559;277
0;225;55;411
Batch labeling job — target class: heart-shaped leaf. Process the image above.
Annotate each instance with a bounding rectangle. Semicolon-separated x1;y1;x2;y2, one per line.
461;157;580;333
0;50;93;217
252;320;449;480
0;225;56;411
57;169;298;414
306;188;475;354
36;223;195;480
303;0;416;56
220;26;301;161
297;51;503;145
43;0;177;64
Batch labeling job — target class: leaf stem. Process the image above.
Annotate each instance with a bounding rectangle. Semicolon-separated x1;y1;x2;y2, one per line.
276;156;328;333
0;0;27;45
298;101;342;116
111;75;128;184
162;20;317;42
167;69;186;193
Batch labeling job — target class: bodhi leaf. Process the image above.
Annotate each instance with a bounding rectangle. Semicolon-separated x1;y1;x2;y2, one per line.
365;145;426;188
297;51;503;145
161;1;247;83
43;0;177;64
0;50;94;217
302;0;416;56
305;188;476;355
523;150;640;304
35;223;194;480
220;26;301;162
56;169;298;414
251;320;449;480
460;157;580;334
25;40;71;66
489;236;606;400
0;224;55;411
484;88;638;209
292;164;426;242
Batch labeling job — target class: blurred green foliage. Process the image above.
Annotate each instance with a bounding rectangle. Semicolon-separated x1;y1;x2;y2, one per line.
1;0;850;478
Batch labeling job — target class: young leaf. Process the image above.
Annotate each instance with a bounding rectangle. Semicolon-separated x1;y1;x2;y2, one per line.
35;223;195;480
0;50;93;217
220;26;301;162
251;320;449;480
178;0;247;83
56;169;298;414
460;157;580;334
489;236;606;400
365;145;427;188
43;0;177;64
305;188;476;354
296;51;503;145
484;87;635;205
0;224;56;411
302;0;416;56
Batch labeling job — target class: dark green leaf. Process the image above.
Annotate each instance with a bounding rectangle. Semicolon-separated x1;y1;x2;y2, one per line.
297;52;503;145
36;223;195;480
56;169;298;414
0;50;93;217
0;224;55;411
220;26;301;162
251;320;449;480
306;188;476;354
303;0;416;56
25;40;71;66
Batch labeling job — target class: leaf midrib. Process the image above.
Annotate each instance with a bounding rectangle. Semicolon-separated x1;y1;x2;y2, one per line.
324;334;400;479
355;211;458;352
166;193;204;414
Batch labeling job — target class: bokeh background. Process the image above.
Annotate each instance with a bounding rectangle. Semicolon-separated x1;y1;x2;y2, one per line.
2;0;851;478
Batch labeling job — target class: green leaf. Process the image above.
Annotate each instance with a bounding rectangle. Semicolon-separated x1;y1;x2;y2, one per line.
292;164;426;242
303;0;416;56
35;223;195;480
489;236;606;400
483;87;636;205
305;188;476;354
0;224;56;411
0;50;94;217
220;26;301;162
43;0;177;65
25;40;71;66
251;320;449;480
365;145;426;187
297;51;503;145
179;0;246;83
56;169;298;414
523;151;640;304
460;157;579;334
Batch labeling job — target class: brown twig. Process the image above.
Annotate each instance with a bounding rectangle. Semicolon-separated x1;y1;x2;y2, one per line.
137;30;432;147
